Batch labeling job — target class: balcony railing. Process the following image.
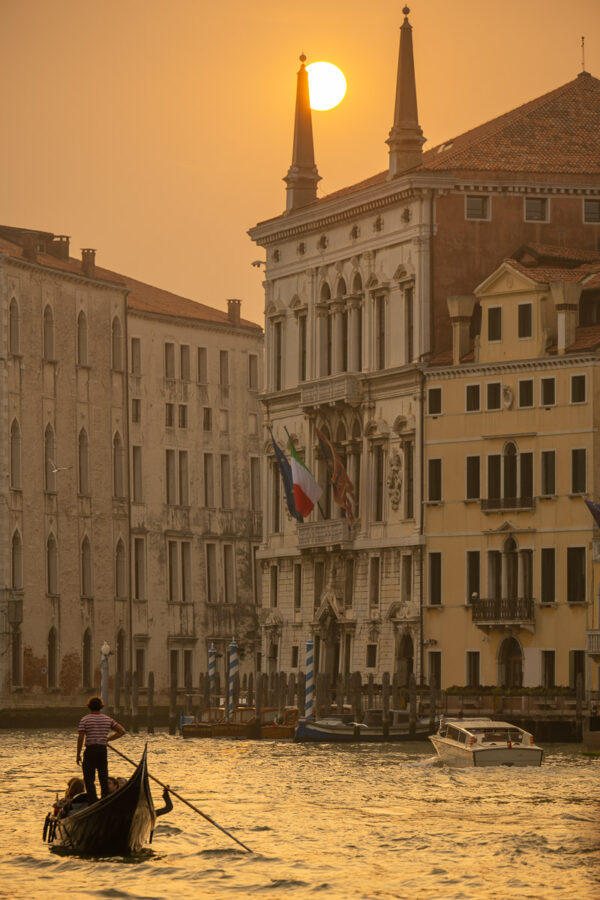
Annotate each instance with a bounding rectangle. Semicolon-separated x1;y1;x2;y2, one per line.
300;374;362;410
472;596;535;624
297;518;353;549
587;630;600;655
481;496;536;512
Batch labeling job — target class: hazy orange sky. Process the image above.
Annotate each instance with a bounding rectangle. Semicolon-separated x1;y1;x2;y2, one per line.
1;0;599;325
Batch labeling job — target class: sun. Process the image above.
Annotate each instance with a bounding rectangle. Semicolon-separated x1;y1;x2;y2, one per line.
306;61;347;111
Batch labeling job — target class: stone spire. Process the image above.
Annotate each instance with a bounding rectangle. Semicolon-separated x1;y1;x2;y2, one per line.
284;54;321;211
387;6;426;177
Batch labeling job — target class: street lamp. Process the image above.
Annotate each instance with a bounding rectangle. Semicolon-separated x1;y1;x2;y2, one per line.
100;641;111;707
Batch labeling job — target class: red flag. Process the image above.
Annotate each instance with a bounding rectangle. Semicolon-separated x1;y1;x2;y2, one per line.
315;427;355;523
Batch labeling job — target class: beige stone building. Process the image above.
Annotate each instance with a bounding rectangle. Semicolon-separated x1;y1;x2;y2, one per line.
424;244;600;693
0;227;129;708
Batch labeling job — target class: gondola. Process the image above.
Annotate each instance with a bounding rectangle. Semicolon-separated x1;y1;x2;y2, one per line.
43;747;156;855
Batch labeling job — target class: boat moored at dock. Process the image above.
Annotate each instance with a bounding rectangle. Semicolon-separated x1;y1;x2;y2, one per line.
429;717;543;767
294;708;431;743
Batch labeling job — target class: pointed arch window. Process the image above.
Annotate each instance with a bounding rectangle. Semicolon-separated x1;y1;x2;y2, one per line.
113;432;125;498
77;311;88;366
82;628;93;689
43;305;55;361
78;428;90;495
44;425;56;492
10;419;21;489
112;317;123;371
81;536;92;598
115;539;127;599
9;297;20;355
47;534;58;595
11;531;23;590
48;627;58;688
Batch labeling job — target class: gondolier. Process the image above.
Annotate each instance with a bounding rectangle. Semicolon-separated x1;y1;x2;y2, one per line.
76;696;126;802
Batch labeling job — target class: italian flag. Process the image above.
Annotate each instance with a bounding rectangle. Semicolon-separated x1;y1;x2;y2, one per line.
289;437;322;517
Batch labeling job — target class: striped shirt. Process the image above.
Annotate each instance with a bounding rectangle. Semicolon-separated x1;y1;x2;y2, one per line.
78;713;117;746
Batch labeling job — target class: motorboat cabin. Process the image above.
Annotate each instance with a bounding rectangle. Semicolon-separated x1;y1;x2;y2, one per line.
429;717;543;767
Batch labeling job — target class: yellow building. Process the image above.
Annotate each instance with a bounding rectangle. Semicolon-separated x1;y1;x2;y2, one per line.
424;243;600;693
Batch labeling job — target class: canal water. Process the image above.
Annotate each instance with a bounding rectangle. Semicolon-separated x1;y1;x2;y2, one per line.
0;730;598;899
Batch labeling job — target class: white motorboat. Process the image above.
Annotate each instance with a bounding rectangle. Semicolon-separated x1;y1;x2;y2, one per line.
429;717;543;767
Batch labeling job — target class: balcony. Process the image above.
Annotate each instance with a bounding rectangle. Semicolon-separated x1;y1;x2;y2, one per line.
587;630;600;658
471;596;535;626
300;374;362;411
481;496;535;513
297;518;353;550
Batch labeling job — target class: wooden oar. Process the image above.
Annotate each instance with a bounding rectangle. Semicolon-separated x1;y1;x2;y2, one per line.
108;743;253;853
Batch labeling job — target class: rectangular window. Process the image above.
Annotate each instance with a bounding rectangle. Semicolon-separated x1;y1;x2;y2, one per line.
294;563;302;611
178;405;188;428
134;537;145;601
375;295;386;370
519;379;533;408
428;651;441;689
520;452;533;500
206;543;217;603
518;303;533;338
541;547;556;603
428;458;442;502
250;457;261;511
183;649;193;688
571;374;586;403
270;565;278;608
542;650;555;688
369;557;380;612
428;387;442;415
541;377;555;406
466;195;489;220
166;449;176;504
429;552;442;606
569;649;586;691
219;350;229;386
204;453;214;507
488;307;502;341
165;403;174;428
541;450;556;495
180;345;190;381
488;455;501;499
466;651;480;688
466;550;480;603
220;454;231;508
567;547;586;603
584;199;600;223
223;544;234;603
181;541;191;603
291;645;299;668
571;448;586;494
131;398;141;423
314;560;325;610
168;540;178;602
131;337;141;375
487;382;501;410
273;321;282;390
248;353;258;389
299;315;307;382
219;409;229;432
466;384;480;412
132;446;142;502
374;445;385;521
164;342;175;379
525;197;548;222
253;545;261;607
366;644;377;668
466;456;480;500
401;555;412;603
203;408;212;432
169;650;178;689
179;451;189;506
197;347;207;383
488;550;501;599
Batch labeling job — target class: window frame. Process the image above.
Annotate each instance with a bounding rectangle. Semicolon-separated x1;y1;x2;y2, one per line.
465;194;490;221
465;383;480;412
517;302;533;339
583;198;600;224
487;307;502;342
540;376;556;407
428;551;442;606
524;196;549;223
570;374;586;404
486;382;502;411
427;387;442;416
518;378;534;409
571;447;587;494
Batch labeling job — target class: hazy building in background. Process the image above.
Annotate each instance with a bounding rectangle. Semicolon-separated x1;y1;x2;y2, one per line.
249;10;600;686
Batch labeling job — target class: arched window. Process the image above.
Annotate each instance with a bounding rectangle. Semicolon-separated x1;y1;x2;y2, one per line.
44;425;56;492
81;537;92;597
9;297;20;355
78;428;90;495
43;305;55;361
77;311;88;366
48;627;58;689
11;530;23;590
82;628;93;689
498;636;523;688
319;283;332;377
112;317;123;371
47;534;58;595
113;432;124;497
115;539;126;599
10;419;21;489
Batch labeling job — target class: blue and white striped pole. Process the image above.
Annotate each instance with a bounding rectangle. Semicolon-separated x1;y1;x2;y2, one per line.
305;638;314;720
228;639;238;721
208;644;216;708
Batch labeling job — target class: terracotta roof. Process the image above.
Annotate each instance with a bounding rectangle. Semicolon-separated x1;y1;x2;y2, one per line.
565;325;600;351
506;259;600;283
513;243;600;265
0;234;126;285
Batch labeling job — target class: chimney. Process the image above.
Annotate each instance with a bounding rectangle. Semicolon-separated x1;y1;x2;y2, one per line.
550;281;582;354
81;248;96;277
21;231;39;263
47;235;70;261
447;295;476;364
227;298;242;326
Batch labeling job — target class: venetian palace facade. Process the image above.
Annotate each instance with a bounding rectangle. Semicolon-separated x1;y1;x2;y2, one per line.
249;9;600;689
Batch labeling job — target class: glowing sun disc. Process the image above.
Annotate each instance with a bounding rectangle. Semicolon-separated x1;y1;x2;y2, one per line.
306;61;347;111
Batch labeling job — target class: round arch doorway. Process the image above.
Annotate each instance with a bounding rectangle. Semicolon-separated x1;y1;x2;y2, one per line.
396;632;414;687
498;636;523;688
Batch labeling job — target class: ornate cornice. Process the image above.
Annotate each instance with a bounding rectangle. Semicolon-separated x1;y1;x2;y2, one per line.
427;354;600;380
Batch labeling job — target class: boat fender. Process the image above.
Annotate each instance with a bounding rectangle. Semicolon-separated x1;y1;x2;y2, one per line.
42;813;51;842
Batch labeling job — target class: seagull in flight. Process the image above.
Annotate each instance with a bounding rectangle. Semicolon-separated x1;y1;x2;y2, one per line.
49;459;72;474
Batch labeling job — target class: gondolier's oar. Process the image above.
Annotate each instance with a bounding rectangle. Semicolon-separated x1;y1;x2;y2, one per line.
108;743;253;853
